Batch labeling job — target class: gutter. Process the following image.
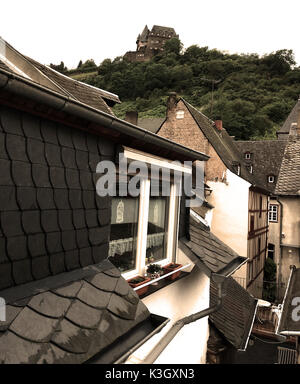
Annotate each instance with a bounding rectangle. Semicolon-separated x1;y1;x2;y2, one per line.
0;68;209;163
142;273;226;364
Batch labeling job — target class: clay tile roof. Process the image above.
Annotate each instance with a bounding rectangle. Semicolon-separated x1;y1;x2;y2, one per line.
275;136;300;195
180;217;246;277
210;277;258;350
0;260;150;364
235;140;287;193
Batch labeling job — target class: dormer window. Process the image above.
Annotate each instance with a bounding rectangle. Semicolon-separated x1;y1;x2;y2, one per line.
244;152;251;160
268;175;275;183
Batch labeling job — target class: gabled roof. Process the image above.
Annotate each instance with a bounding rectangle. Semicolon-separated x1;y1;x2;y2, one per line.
181;99;266;190
276;267;300;335
235;140;287;193
180;216;247;277
275;136;300;195
151;25;177;37
210;277;258;350
0;260;150;364
137;117;165;134
277;98;300;137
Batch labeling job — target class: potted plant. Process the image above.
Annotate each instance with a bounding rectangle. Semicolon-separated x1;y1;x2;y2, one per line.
128;275;151;297
146;263;163;282
162;263;183;280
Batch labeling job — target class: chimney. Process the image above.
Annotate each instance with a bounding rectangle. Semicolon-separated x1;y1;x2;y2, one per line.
125;111;138;126
215;120;223;131
166;92;177;118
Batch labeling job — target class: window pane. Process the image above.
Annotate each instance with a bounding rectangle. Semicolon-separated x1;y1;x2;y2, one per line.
109;197;139;273
146;196;169;264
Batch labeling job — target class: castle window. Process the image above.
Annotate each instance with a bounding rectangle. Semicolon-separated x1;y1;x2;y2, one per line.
268;175;275;183
176;110;185;119
245;152;251;160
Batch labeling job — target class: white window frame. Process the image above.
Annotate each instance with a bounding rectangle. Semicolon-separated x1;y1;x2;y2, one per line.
120;148;188;280
245;152;251;160
268;175;275;183
268;204;278;222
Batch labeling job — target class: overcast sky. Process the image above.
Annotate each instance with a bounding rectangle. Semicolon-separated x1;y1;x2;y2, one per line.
2;0;300;68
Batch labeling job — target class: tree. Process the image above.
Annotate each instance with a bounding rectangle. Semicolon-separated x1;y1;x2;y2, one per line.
50;61;67;73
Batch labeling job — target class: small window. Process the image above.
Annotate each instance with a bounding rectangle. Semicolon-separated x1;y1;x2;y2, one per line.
237;165;241;176
259;196;263;218
268;175;275;183
250;215;255;233
176;110;185;119
269;205;278;222
245;152;251;160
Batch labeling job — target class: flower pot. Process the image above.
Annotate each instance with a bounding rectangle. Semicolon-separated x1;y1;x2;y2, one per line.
128;276;151;296
162;263;183;280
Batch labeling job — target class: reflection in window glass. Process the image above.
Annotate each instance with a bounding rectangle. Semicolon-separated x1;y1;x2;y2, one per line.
146;196;169;264
109;197;139;273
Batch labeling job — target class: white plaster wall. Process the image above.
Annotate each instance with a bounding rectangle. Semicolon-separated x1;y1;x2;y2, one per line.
125;264;210;364
206;170;250;258
281;197;300;247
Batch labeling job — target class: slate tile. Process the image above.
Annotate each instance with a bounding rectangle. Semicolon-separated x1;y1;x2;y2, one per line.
22;113;42;140
86;272;118;292
107;292;137;320
0;158;14;186
75;150;89;170
79;170;93;191
102;265;121;278
0;237;9;264
28;233;46;258
28;291;70;318
1;211;24;237
65;168;81;189
72;130;87;151
69;189;83;209
61;147;76;169
0;186;18;211
37;188;56;210
6;134;28;161
0;305;22;332
88;152;101;173
57;125;73;148
31;255;51;280
49;252;66;275
9;306;58;342
0;107;23;135
41;210;59;233
73;209;86;229
83;190;96;209
98;208;111;227
86;134;99;154
76;229;89;248
46;232;63;254
65;249;80;271
49;167;66;189
17;187;38;210
35;343;73;365
79;247;93;267
51;318;92;354
53;189;70;209
66;299;102;329
98;138;115;157
77;281;112;309
58;210;74;231
89;226;109;246
27;138;46;164
32;163;51;187
40;120;58;145
12;258;33;285
85;210;98;228
114;277;130;297
22;210;41;234
12;161;33;187
0;262;13;290
61;230;77;251
0;132;8;159
45;143;62;167
95;195;111;210
53;281;82;298
92;243;109;264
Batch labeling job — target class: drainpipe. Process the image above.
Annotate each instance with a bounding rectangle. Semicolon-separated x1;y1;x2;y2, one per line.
276;197;283;299
142;273;226;364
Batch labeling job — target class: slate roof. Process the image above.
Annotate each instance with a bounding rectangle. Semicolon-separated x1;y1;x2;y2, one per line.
277;98;300;137
180;217;247;277
137;117;165;134
235;140;287;193
276;267;300;335
210;277;257;350
181;99;266;190
275;136;300;195
0;259;150;364
151;25;177;37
